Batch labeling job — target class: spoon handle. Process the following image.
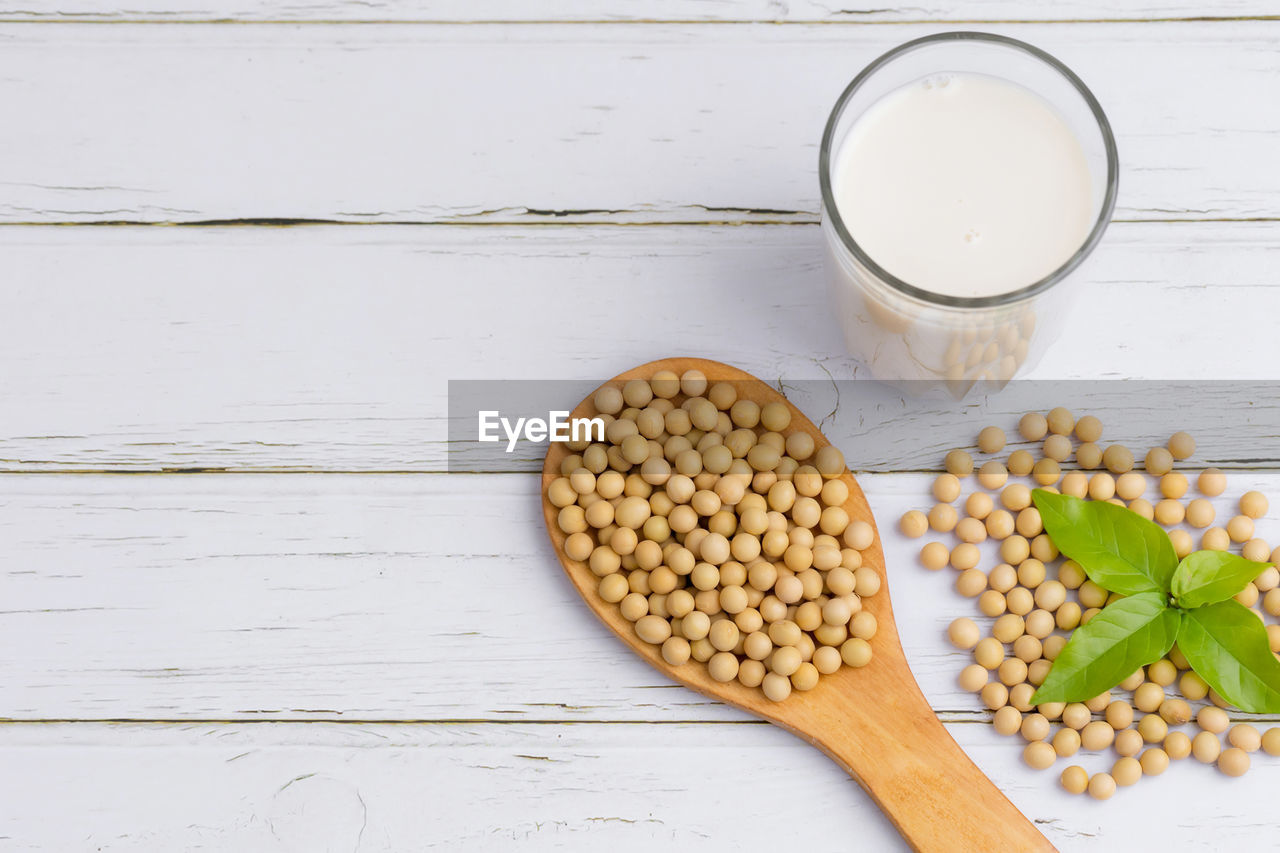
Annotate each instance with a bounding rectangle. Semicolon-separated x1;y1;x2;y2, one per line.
807;664;1058;852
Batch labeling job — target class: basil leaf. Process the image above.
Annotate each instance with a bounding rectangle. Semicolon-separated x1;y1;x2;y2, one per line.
1177;601;1280;713
1032;489;1177;594
1172;551;1272;609
1030;592;1180;705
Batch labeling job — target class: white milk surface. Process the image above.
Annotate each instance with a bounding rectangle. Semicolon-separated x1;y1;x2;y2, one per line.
832;72;1094;300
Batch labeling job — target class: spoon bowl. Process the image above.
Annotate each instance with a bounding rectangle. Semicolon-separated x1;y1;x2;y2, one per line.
542;357;1056;852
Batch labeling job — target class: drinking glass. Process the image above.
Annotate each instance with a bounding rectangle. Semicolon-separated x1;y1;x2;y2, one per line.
819;32;1119;390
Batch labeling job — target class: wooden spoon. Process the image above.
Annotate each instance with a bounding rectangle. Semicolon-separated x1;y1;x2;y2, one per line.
542;358;1057;852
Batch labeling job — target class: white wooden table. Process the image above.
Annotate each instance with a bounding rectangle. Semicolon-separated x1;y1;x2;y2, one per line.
4;4;1280;850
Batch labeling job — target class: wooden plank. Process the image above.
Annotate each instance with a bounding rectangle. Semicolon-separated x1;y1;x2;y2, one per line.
3;222;1280;473
5;1;1276;22
2;719;1279;851
0;22;1277;223
5;471;1280;723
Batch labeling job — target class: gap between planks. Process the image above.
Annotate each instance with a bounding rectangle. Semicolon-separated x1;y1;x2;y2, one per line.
1;16;1278;25
12;466;1280;475
2;713;1276;724
0;715;989;725
0;215;1275;228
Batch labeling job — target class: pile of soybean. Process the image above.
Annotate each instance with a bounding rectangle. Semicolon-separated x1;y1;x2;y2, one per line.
547;369;881;702
902;410;1280;799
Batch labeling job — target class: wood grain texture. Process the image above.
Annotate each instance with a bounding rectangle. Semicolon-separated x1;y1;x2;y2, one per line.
541;358;1052;852
3;720;1280;852
6;1;1277;22
3;222;1278;473
8;470;1280;723
0;23;1277;223
8;8;1280;851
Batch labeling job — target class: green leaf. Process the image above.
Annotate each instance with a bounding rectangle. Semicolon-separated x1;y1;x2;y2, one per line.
1171;551;1272;609
1031;489;1178;595
1030;592;1180;704
1177;601;1280;713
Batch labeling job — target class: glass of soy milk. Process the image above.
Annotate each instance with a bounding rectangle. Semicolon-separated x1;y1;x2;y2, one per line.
820;32;1118;389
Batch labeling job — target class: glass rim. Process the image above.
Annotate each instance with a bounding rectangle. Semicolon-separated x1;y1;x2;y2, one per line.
818;31;1120;310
